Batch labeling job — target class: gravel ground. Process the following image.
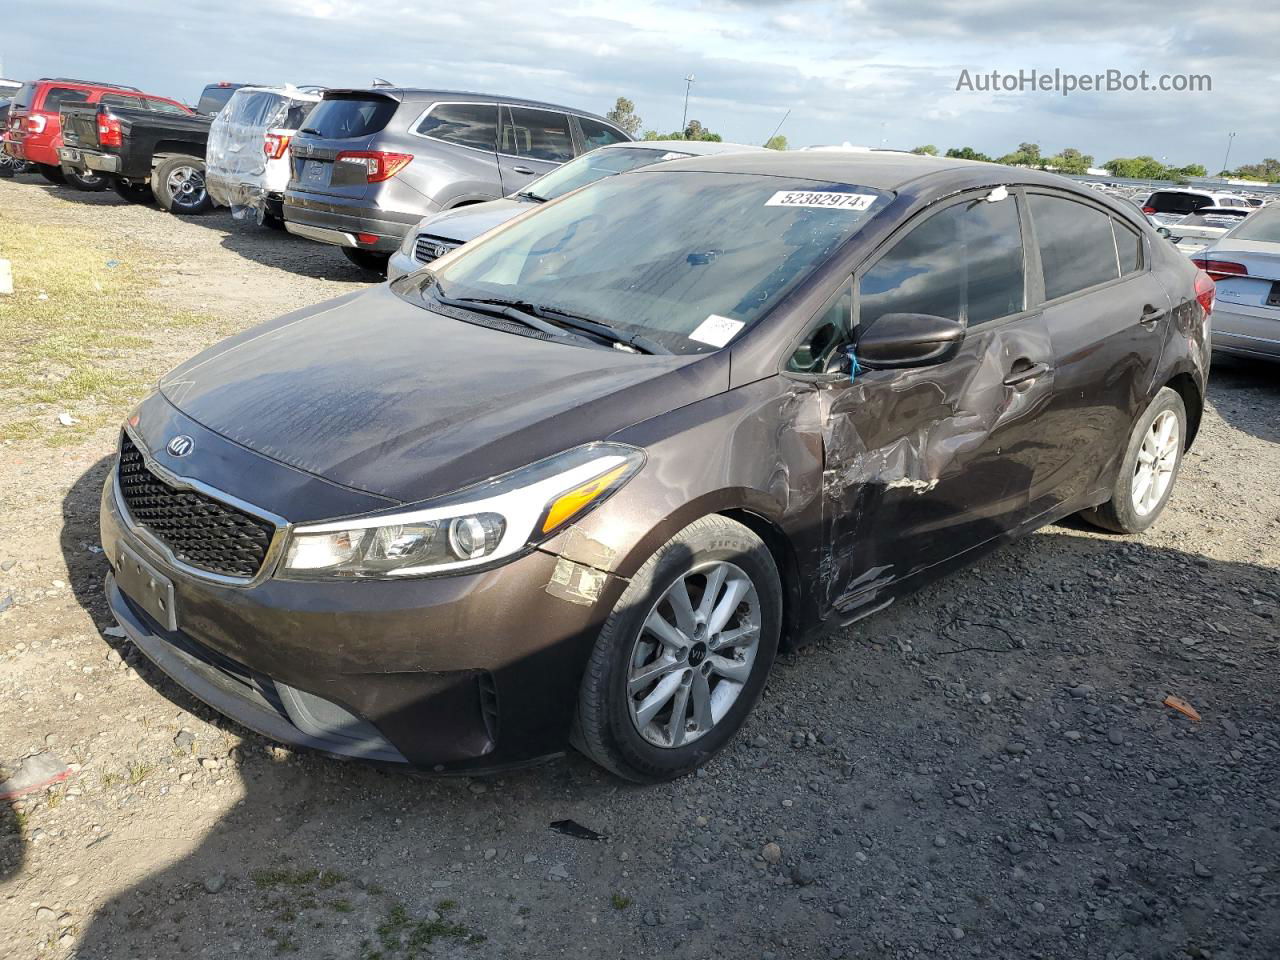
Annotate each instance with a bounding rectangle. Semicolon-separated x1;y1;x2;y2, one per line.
1;173;1278;960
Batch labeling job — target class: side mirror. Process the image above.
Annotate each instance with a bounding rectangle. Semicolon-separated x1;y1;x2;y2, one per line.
855;313;965;369
1156;226;1174;240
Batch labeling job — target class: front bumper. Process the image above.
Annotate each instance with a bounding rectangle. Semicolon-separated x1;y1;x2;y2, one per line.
283;190;424;252
100;464;622;773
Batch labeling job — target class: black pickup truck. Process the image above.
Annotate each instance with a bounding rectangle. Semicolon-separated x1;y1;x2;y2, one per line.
59;101;214;213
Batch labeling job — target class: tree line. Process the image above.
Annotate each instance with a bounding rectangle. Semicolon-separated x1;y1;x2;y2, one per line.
604;100;1278;182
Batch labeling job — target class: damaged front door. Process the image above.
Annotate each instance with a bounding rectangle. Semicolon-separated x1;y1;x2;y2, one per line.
812;187;1055;618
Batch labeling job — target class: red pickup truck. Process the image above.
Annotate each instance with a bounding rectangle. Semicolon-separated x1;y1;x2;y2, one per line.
2;77;192;190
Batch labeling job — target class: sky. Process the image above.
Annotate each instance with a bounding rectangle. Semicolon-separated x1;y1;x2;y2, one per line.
4;0;1276;169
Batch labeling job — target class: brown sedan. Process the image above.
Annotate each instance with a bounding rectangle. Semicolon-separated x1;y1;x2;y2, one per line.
100;152;1213;781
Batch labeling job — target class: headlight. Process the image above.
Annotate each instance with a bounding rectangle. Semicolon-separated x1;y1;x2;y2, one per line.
397;226;420;256
279;443;643;579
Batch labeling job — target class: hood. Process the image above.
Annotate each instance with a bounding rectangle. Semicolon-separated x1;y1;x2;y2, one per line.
159;285;719;504
419;198;531;243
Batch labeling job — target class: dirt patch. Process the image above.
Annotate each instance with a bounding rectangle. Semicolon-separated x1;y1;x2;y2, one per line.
1;174;1278;960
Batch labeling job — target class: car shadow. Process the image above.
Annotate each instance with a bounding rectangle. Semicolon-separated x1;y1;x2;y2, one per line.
1209;353;1278;444
11;177;373;283
42;452;1280;957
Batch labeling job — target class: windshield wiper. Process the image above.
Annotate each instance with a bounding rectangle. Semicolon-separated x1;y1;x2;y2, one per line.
299;127;321;136
515;190;547;203
525;304;671;355
429;287;670;355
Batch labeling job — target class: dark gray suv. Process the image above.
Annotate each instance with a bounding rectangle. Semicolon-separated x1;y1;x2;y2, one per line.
283;88;630;271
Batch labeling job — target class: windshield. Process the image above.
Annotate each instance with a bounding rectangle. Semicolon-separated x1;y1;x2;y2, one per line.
1227;205;1280;243
411;171;891;355
522;146;692;200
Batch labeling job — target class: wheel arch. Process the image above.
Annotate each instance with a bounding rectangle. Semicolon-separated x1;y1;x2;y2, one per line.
717;508;803;649
1163;372;1203;448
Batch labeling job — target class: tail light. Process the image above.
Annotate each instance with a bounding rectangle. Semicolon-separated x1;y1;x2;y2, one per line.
263;132;292;159
27;114;47;134
1193;270;1215;317
1190;257;1247;282
97;112;122;148
334;150;412;183
1141;206;1156;215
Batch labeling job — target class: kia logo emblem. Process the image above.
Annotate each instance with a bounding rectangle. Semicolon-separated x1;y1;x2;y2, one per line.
166;435;194;458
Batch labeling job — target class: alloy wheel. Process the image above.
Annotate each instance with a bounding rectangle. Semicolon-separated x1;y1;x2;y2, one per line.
1131;409;1179;516
627;561;761;748
166;165;206;208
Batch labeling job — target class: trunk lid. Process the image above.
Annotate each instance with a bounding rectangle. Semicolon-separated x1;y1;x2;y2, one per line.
289;91;401;201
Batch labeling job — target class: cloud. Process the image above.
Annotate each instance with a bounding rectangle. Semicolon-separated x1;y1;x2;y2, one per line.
6;0;1271;166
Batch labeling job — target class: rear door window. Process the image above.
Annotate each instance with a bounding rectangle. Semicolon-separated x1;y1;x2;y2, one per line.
1030;194;1120;300
415;103;497;151
578;116;629;150
859;192;1025;329
145;98;188;115
501;107;575;162
101;95;145;110
305;95;399;139
41;87;90;112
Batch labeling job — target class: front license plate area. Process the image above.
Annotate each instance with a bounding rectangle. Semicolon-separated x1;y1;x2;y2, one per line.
116;543;178;632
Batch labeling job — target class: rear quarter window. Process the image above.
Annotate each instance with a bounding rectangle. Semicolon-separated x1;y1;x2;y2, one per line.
416;102;497;151
305;95;399;139
41;87;90;112
12;83;35;109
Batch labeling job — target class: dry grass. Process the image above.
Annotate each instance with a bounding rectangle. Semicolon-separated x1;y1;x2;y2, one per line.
0;213;213;444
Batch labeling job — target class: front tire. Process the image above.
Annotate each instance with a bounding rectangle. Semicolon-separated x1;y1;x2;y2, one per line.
36;163;66;185
64;167;108;191
1081;387;1186;534
151;155;212;214
572;515;781;782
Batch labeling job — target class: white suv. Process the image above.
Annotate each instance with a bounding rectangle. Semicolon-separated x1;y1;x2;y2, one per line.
1142;189;1252;227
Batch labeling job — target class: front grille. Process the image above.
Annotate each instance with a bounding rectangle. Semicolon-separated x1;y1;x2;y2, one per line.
413;234;458;264
117;433;275;579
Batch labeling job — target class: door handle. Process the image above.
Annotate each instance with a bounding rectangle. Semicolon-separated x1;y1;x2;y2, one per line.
1139;304;1167;325
1003;360;1051;390
512;165;535;175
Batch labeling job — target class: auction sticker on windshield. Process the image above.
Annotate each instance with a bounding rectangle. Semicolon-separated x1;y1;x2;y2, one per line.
765;190;878;211
689;314;745;348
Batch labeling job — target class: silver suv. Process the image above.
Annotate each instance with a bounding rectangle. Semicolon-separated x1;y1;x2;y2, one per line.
283;88;630;271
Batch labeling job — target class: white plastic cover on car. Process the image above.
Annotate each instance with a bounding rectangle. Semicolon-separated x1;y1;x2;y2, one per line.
205;85;321;220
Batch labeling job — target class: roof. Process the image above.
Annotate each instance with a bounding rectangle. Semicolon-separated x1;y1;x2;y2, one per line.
320;88;617;125
604;139;767;156
650;149;1044;190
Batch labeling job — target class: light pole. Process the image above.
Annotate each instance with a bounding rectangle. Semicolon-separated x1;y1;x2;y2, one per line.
681;74;695;135
1221;132;1236;177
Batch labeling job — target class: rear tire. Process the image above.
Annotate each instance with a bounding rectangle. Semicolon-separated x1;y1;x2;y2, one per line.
36;163;66;185
64;167;108;191
112;179;154;204
341;247;390;274
151;155;212;214
1081;387;1186;534
572;515;781;782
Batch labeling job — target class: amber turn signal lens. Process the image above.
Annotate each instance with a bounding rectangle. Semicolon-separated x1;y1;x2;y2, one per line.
541;464;631;534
